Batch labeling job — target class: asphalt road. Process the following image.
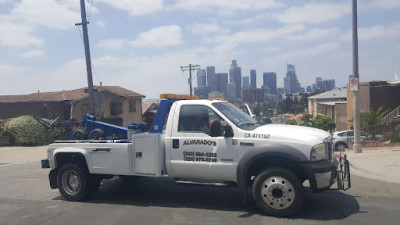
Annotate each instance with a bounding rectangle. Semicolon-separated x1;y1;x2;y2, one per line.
1;161;400;225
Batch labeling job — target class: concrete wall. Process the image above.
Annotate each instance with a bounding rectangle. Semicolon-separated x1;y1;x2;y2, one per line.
335;103;347;131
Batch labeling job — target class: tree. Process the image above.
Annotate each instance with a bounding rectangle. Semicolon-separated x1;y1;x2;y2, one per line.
360;107;390;138
300;113;313;127
313;115;336;132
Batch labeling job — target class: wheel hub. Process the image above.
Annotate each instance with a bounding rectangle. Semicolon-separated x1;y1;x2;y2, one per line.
62;170;81;195
261;176;295;209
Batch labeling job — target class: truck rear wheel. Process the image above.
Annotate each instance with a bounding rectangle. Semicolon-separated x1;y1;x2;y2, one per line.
89;128;105;140
72;129;87;140
57;163;91;201
252;167;303;217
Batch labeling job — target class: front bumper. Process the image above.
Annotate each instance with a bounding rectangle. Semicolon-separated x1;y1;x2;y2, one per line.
308;154;351;192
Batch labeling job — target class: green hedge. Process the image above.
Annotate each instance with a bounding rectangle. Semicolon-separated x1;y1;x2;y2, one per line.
2;115;65;146
0;128;12;146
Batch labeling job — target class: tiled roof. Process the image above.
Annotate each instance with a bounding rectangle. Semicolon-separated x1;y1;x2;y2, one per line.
0;86;145;103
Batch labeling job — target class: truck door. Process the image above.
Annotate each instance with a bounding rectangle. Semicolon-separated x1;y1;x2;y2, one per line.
168;104;237;181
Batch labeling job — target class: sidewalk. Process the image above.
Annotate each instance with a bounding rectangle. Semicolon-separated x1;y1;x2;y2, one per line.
345;146;400;184
0;146;48;165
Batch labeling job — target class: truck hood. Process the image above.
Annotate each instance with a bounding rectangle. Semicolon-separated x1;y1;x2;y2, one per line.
252;124;330;145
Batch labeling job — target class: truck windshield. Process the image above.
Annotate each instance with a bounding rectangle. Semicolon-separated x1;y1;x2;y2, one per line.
212;102;259;130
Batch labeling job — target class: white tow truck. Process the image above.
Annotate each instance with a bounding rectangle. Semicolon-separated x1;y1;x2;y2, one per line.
42;94;350;217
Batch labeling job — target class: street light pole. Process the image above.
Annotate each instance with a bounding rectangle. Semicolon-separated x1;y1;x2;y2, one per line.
352;0;362;153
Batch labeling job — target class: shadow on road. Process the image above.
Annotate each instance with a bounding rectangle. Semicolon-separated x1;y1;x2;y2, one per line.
53;176;360;220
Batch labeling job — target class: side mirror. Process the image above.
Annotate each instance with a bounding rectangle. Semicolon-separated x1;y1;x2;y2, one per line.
224;124;234;138
210;120;222;137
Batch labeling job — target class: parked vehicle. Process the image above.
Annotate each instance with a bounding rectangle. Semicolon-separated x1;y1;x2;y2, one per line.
42;94;350;217
332;130;384;151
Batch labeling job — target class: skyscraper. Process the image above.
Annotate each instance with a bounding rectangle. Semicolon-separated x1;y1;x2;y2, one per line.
206;66;216;91
215;73;228;97
242;76;250;90
250;69;257;89
284;64;301;94
317;79;335;91
196;69;206;87
229;60;242;100
263;72;277;94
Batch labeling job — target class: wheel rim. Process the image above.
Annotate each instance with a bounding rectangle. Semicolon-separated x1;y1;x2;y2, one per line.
62;170;81;195
91;132;101;140
260;176;295;210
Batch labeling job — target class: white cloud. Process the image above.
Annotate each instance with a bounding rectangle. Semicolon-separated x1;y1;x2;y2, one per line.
97;0;163;16
204;25;305;44
262;42;341;68
21;50;45;58
341;23;400;41
272;3;350;24
263;46;281;53
97;39;128;49
191;23;229;35
96;21;106;28
362;0;400;9
0;21;43;47
0;64;34;80
287;27;343;42
170;0;284;14
129;25;183;48
10;0;80;29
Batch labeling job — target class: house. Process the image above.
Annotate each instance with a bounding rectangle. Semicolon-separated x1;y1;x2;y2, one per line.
307;88;347;131
0;86;145;127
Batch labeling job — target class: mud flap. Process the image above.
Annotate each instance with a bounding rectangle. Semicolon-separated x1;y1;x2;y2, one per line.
336;154;351;190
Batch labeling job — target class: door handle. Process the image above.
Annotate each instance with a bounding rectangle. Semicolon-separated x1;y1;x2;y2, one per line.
92;148;111;152
172;139;179;149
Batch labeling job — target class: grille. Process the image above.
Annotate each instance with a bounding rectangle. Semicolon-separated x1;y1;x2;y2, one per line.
324;136;333;161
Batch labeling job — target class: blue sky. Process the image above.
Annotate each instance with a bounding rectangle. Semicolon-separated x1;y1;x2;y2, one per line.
0;0;399;99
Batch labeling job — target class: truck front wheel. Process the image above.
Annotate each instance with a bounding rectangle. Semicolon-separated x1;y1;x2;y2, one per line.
252;167;303;217
57;163;91;201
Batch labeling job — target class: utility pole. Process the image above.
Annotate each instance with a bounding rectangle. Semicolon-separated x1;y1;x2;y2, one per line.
352;0;362;153
76;0;96;115
180;64;200;96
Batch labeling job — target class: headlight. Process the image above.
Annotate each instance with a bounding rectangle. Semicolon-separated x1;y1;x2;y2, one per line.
310;143;327;161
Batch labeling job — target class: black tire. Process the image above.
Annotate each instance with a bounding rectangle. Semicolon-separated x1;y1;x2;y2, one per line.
89;177;102;193
252;167;304;217
57;163;91;201
89;128;105;140
72;129;87;140
335;142;347;151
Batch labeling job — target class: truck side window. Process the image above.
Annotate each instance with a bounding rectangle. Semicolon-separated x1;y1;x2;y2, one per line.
178;105;225;136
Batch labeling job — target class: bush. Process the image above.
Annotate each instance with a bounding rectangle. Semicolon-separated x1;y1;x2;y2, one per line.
285;119;298;125
0;128;12;146
3;115;65;146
